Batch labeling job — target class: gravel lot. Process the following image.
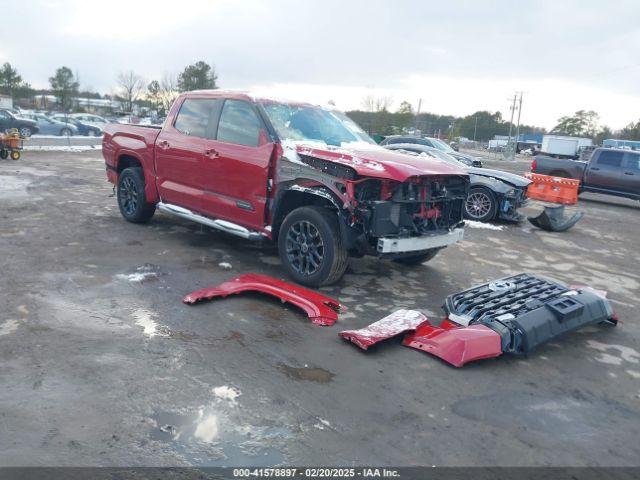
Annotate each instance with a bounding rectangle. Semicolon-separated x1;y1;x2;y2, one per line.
1;150;639;467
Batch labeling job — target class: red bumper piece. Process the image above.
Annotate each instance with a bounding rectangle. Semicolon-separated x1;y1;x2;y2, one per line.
402;319;503;367
339;309;429;350
183;273;343;326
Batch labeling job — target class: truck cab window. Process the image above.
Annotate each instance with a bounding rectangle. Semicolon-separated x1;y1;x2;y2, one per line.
596;150;623;167
217;99;262;147
174;98;218;138
625;153;640;171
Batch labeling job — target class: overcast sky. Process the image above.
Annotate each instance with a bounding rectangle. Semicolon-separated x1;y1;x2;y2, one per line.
4;0;640;129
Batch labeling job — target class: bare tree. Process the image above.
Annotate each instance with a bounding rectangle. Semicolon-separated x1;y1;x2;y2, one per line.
361;95;393;112
159;73;179;113
117;70;144;113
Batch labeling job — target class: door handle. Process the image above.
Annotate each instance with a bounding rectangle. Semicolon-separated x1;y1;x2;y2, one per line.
158;140;170;149
624;172;634;175
204;148;219;158
590;167;600;171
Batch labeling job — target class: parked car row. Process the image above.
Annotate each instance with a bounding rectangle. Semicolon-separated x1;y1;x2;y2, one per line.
0;109;110;137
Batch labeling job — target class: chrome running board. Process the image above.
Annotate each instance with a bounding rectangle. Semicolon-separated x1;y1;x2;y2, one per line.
157;202;266;241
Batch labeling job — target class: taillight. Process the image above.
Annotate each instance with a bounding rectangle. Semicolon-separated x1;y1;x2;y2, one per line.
531;159;537;171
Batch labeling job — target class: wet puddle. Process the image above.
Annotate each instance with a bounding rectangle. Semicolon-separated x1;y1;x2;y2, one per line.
279;364;334;383
150;408;288;466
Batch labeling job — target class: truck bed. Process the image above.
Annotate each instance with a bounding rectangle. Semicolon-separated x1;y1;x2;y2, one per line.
102;123;162;172
531;155;586;180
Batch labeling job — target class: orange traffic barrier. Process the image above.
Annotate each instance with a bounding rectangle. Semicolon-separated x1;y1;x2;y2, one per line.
524;173;580;205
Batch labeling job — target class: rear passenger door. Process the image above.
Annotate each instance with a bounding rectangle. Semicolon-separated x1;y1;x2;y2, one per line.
154;97;221;211
619;152;640;194
585;150;624;190
199;99;274;229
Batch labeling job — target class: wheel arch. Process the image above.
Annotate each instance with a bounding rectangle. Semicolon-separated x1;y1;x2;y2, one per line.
116;153;159;204
271;183;352;246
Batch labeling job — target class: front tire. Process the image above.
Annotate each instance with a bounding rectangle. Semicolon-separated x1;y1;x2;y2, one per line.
392;248;440;265
464;187;497;222
19;127;32;137
60;128;72;136
278;206;348;287
117;167;156;223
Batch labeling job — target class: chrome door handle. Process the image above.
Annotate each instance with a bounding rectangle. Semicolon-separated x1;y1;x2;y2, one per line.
204;148;219;158
158;140;170;149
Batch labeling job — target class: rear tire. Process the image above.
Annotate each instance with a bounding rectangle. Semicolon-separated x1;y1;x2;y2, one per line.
60;128;72;136
117;167;156;223
464;187;497;222
393;248;440;265
278;206;348;287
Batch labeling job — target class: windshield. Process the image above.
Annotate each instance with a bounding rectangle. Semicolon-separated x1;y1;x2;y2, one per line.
423;149;467;168
261;102;376;147
430;138;455;153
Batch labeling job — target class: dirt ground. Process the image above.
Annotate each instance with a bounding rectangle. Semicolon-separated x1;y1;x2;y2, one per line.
1;151;639;467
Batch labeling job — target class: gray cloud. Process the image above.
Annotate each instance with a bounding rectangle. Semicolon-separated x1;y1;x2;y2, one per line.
3;0;640;127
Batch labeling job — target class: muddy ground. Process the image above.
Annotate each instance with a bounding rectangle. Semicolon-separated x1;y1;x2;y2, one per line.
1;151;639;467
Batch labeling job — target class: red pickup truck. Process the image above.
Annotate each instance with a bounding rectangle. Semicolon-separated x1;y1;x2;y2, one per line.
102;91;469;286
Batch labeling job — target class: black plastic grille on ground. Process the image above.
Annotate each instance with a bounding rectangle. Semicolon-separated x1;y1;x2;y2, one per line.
444;273;616;354
446;273;568;324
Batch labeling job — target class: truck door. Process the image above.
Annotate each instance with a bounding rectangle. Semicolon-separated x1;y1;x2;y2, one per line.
584;150;624;190
200;99;274;229
154;97;221;212
619;152;640;195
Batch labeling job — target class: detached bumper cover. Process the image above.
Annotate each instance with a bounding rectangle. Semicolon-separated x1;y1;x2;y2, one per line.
376;227;464;254
339;309;428;350
528;205;584;232
402;320;503;367
183;273;343;326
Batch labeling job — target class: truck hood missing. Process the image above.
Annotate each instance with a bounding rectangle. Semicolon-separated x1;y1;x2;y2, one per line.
287;142;468;182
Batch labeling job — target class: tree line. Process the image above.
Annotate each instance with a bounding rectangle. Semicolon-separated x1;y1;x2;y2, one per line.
0;61;218;115
1;62;639;141
347;98;640;143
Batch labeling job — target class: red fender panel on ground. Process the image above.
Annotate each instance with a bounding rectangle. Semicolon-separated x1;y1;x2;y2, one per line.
402;319;503;367
183;273;343;326
339;309;429;350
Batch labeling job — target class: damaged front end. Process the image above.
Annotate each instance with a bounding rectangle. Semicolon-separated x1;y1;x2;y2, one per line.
496;186;528;221
349;175;468;258
273;143;469;260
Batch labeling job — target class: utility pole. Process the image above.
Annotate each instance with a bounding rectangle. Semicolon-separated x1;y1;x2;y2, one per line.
507;93;518;160
414;98;422;132
514;92;524;155
473;115;478;142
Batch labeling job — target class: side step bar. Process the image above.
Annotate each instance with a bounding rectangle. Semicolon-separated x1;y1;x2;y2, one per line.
157;202;266;241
